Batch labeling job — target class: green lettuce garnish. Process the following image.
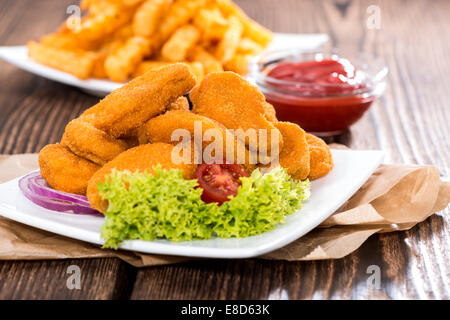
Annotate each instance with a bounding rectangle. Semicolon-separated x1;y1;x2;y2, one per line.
98;166;310;249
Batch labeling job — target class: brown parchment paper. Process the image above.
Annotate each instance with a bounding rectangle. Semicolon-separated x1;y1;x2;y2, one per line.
0;153;448;267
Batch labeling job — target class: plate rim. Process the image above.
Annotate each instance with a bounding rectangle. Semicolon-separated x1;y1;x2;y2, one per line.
0;149;384;258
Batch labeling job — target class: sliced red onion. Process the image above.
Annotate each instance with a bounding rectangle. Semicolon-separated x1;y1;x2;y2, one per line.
19;171;101;216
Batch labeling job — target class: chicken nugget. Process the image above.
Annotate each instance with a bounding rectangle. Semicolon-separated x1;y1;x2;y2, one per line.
274;122;310;180
305;133;334;180
61;118;129;166
167;96;190;111
139;110;217;145
190;72;282;156
39;144;100;195
138;110;255;171
86;143;197;212
81;63;196;138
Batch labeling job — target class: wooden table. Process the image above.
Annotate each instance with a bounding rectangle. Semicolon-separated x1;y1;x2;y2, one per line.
0;0;448;299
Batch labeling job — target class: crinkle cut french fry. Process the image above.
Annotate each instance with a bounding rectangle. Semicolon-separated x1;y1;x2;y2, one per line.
91;24;135;78
216;0;273;46
28;41;96;79
39;32;86;50
82;0;144;11
188;46;223;74
215;15;243;63
32;0;271;80
110;24;134;42
159;0;207;41
194;7;228;40
237;37;263;55
188;61;205;83
161;25;200;62
73;4;133;43
91;38;126;78
133;0;170;37
223;53;252;75
104;36;152;82
134;61;203;83
133;60;171;77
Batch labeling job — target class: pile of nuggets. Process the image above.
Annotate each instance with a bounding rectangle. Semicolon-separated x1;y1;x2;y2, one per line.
28;0;272;81
39;64;333;212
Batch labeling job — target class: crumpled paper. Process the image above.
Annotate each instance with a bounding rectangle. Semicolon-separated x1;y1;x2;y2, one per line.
0;153;448;267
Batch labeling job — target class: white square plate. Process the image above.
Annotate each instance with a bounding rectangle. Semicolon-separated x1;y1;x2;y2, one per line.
0;33;328;96
0;149;383;258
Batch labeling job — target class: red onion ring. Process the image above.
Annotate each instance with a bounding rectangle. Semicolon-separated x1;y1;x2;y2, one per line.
19;171;101;216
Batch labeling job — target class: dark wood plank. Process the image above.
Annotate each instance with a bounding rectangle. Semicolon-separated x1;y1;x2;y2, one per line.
0;0;132;299
0;258;136;300
131;0;450;299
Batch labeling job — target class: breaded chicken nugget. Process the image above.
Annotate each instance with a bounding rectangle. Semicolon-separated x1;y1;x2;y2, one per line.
263;102;278;122
305;133;334;180
39;143;100;195
139;110;217;145
190;72;282;155
274;122;310;180
86;143;197;212
81;63;196;138
138;110;255;171
61;118;129;165
167;96;190;111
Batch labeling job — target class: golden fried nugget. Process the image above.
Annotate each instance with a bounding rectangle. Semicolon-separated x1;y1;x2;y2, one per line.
81;63;196;138
139;110;218;145
305;133;334;180
161;24;200;62
39;144;100;195
274;122;310;180
61;118;129;166
262;102;278;122
190;72;282;155
139;110;255;170
167;96;190;111
86;143;197;212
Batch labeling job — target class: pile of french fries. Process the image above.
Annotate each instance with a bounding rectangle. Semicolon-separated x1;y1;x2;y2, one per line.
27;0;272;82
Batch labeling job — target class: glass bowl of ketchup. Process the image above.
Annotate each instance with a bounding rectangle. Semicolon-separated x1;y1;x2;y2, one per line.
249;49;388;135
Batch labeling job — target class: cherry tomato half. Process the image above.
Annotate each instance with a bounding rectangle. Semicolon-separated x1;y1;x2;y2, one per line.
196;163;250;205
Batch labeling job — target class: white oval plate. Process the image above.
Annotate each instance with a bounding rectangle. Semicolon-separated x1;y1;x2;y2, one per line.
0;33;328;96
0;149;383;258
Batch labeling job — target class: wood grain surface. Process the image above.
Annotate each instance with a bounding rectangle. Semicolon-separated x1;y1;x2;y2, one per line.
0;0;448;299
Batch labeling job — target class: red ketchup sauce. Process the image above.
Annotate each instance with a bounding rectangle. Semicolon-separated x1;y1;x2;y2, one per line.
263;59;375;133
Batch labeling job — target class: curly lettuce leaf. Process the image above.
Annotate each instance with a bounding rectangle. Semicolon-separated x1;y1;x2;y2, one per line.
98;167;219;249
213;167;311;238
98;166;310;248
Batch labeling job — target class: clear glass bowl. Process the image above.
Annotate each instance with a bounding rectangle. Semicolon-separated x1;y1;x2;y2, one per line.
249;48;388;135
